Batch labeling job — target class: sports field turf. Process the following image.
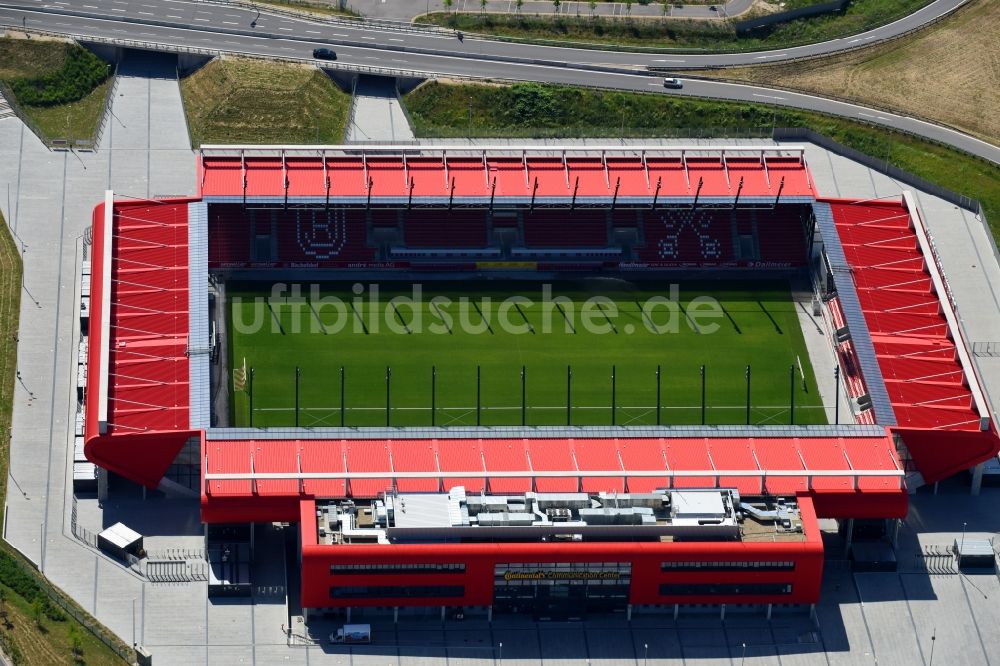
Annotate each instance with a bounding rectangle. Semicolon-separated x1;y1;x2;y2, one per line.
227;279;826;428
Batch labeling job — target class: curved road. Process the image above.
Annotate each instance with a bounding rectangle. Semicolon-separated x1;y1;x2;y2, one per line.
1;0;996;163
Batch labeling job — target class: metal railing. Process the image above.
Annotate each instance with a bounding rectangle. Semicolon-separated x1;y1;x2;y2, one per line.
92;63;120;150
0;80;51;145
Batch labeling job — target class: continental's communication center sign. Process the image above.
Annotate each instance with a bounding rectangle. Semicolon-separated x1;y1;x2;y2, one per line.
502;570;622;582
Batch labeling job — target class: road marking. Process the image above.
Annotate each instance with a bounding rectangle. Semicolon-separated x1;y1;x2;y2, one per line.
389;38;403;42
110;7;126;11
138;11;154;15
858;112;876;118
332;33;348;37
194;17;209;21
166;14;183;18
652;59;684;63
82;4;98;7
754;53;788;60
278;27;293;31
222;20;238;25
362;36;375;40
752;93;785;101
306;30;320;34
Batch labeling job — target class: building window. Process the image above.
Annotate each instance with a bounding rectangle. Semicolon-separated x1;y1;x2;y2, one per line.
329;585;465;599
660;561;795;572
494;562;632;586
330;563;466;575
659;583;793;596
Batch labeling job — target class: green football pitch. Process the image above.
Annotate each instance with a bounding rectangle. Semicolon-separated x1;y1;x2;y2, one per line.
226;279;826;428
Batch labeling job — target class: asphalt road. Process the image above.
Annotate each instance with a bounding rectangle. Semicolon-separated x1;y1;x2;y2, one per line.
0;0;997;164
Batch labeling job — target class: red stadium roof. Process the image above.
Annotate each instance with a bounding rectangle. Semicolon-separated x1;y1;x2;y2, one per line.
84;196;200;486
201;435;904;511
827;197;988;432
197;145;815;200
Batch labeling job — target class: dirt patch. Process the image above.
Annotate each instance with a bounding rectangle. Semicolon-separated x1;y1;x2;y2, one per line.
701;0;1000;143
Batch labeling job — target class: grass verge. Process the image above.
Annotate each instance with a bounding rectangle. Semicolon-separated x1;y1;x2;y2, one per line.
229;280;825;428
417;0;932;51
256;0;360;18
0;216;128;665
0;37;112;144
179;57;352;146
404;80;1000;235
698;0;999;144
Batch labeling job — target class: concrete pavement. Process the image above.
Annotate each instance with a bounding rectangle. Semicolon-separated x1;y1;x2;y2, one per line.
345;75;416;141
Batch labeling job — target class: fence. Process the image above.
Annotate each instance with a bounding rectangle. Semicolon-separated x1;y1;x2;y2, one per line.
736;0;849;35
973;343;1000;358
92;63;121;150
0;81;50;146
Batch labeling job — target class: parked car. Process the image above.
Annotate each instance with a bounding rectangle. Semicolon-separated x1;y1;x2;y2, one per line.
663;77;683;89
313;48;337;61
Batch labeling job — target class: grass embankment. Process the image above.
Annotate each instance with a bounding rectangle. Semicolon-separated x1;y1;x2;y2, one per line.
179;57;351;146
256;0;360;18
404;81;1000;235
697;0;999;145
229;280;825;428
0;37;111;143
418;0;931;51
0;216;126;665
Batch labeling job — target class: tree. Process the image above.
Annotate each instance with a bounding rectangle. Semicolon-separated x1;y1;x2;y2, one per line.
552;0;560;13
68;624;83;657
589;0;597;16
624;0;632;15
31;598;44;630
661;0;669;19
443;0;453;12
516;0;524;12
480;0;487;14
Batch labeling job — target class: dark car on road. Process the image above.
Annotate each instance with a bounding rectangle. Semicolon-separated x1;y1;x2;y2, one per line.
313;48;337;60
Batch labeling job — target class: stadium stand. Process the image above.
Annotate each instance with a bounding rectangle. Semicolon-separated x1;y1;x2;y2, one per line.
828;201;982;431
403;210;489;248
523;210;607;247
207;204;375;267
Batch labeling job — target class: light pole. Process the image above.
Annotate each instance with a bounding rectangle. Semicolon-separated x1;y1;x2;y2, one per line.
929;627;936;666
959;521;967;568
132;598;136;647
740;642;746;666
643;643;648;666
498;641;503;665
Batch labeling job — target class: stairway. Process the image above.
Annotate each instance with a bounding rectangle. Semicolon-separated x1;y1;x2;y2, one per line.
0;94;15;121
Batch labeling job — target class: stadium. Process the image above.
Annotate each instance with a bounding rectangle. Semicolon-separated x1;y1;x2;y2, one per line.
82;144;998;621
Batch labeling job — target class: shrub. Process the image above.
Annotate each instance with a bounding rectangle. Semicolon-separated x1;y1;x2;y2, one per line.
9;47;109;107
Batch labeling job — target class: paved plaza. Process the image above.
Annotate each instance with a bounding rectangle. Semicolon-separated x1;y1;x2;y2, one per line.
2;50;1000;665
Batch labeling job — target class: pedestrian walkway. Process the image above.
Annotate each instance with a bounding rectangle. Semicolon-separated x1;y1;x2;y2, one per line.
345;75;415;142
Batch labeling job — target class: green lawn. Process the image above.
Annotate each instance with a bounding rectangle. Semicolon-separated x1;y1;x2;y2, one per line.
228;279;825;428
0;38;112;144
179;57;351;146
